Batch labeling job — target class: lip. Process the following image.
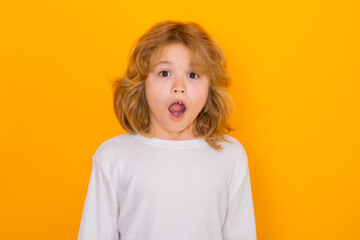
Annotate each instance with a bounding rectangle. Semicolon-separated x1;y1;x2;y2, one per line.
168;98;187;109
168;98;187;121
168;107;186;121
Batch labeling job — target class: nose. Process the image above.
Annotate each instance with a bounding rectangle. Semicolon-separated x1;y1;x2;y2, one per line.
174;89;185;93
172;76;186;94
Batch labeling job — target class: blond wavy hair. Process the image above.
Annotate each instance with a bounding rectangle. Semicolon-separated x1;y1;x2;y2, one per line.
110;20;238;152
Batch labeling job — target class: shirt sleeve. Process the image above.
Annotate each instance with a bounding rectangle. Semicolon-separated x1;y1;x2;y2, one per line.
222;148;257;240
78;155;120;240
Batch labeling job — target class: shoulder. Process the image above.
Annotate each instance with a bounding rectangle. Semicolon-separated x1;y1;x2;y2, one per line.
92;132;134;167
221;134;249;169
221;134;247;158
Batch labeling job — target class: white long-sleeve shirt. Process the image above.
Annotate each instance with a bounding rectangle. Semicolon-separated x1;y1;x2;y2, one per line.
78;133;257;240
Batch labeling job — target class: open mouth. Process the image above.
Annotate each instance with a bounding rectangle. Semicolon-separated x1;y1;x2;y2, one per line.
168;100;186;117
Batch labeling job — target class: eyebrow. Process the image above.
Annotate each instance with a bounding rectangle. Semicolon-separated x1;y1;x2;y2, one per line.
154;60;173;67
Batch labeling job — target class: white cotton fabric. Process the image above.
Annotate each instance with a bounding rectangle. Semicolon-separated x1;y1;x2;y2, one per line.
78;133;257;240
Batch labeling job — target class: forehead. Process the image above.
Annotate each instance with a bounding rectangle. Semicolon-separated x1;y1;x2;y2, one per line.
149;43;209;75
151;43;190;64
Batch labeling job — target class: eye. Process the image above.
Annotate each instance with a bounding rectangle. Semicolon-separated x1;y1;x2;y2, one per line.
187;72;200;79
159;71;171;78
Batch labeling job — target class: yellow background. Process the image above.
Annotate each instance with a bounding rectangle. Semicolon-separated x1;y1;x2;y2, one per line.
1;0;359;239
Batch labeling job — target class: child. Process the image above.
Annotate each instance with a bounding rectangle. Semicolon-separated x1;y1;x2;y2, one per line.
78;20;257;240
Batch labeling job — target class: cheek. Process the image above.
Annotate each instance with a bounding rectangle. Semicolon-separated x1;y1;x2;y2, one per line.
145;81;165;106
188;90;208;113
193;85;209;101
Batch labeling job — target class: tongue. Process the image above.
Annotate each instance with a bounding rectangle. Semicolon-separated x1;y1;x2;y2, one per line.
169;103;185;113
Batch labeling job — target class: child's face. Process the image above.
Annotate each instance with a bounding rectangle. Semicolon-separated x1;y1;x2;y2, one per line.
145;43;209;140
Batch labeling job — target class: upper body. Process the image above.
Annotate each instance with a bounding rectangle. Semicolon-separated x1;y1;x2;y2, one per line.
78;132;257;240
